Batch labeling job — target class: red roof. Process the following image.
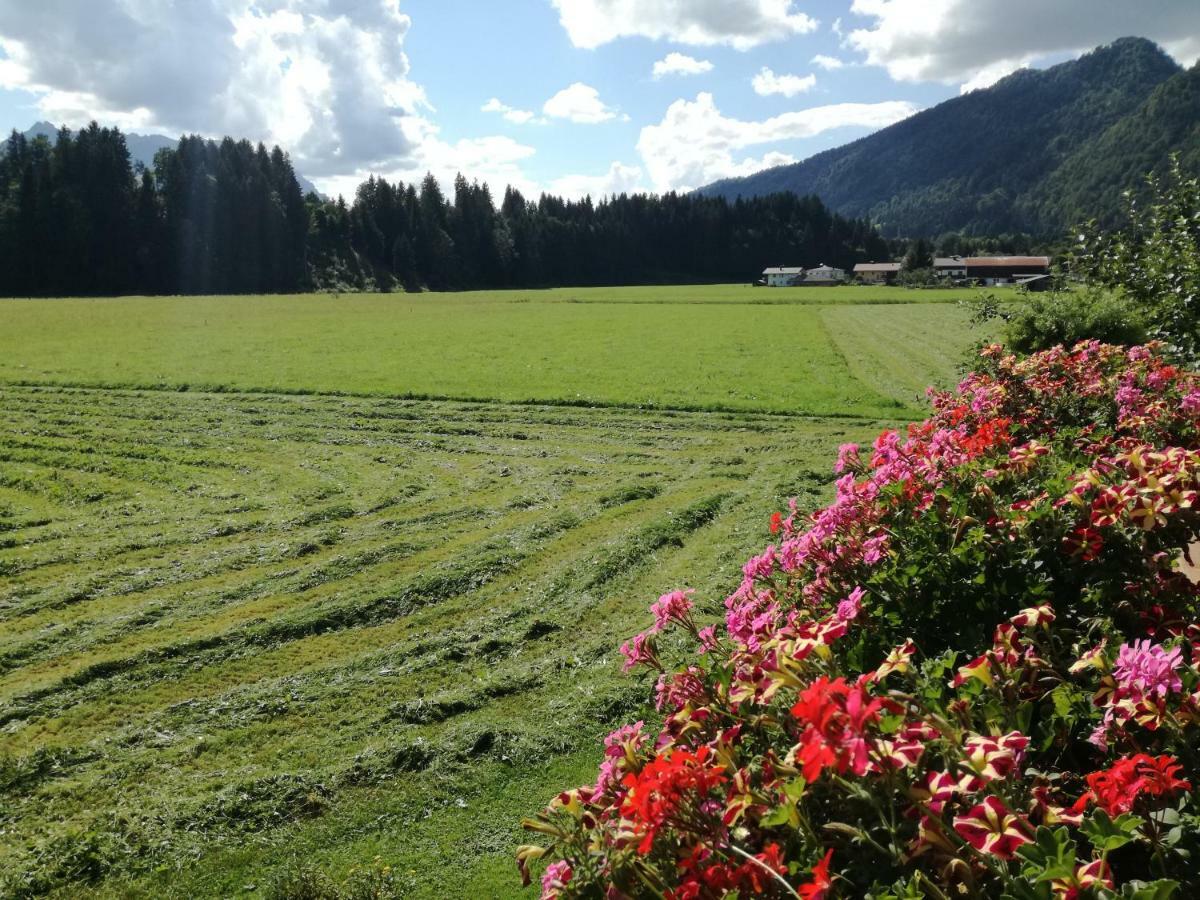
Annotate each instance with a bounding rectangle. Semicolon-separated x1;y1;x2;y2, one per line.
965;256;1050;268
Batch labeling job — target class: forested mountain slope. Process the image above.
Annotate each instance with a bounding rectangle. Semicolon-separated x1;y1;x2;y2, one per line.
697;38;1198;237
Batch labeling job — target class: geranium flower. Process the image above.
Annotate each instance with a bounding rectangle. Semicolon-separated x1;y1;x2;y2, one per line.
1113;640;1183;700
1078;754;1191;815
789;677;885;780
619;746;727;854
798;849;834;899
953;796;1033;859
649;589;695;633
619;631;661;672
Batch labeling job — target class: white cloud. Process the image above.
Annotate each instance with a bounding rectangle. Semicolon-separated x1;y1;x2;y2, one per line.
548;161;645;199
0;0;429;179
317;132;539;201
652;52;714;79
752;67;817;97
551;0;818;50
636;92;919;192
542;82;619;124
811;54;845;70
482;97;543;125
847;0;1200;88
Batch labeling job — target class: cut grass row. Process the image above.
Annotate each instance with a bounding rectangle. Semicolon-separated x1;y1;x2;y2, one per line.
0;385;887;897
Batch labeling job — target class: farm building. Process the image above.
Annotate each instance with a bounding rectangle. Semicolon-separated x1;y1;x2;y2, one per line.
761;266;805;287
1017;273;1055;292
934;256;967;278
965;256;1051;285
853;262;901;284
800;264;846;284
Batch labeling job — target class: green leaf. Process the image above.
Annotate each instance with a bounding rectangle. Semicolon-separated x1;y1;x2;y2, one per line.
1118;879;1179;900
1081;810;1143;852
1016;826;1078;882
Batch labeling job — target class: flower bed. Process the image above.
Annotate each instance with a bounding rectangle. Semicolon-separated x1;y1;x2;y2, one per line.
518;342;1200;899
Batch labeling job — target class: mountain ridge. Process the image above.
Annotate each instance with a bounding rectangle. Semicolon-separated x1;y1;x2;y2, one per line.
697;38;1198;237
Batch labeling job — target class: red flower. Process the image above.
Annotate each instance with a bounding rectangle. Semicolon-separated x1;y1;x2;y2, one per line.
1078;754;1191;816
619;747;727;853
770;511;784;534
789;677;885;780
798;849;834;899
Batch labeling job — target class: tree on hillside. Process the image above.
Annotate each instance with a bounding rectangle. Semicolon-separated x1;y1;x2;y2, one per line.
902;237;934;271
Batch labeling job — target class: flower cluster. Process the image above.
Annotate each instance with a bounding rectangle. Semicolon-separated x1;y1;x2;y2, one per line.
519;343;1200;898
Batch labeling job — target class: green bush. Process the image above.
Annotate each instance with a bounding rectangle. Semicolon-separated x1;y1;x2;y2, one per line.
994;288;1147;354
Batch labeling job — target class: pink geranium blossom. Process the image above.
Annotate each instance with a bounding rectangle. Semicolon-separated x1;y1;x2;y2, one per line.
649;589;695;633
1113;640;1183;700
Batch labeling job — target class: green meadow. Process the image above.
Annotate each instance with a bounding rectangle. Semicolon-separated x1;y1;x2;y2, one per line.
0;285;991;897
0;285;989;417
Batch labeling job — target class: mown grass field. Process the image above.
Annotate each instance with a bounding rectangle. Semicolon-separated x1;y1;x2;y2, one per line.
0;284;992;417
0;285;992;897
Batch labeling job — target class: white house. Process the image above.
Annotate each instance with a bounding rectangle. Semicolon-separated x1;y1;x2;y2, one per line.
762;266;804;287
802;264;846;284
934;256;967;278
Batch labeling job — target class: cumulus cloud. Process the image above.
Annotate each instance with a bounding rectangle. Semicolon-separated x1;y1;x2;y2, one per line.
482;97;543;125
752;67;817;97
847;0;1200;88
636;92;918;192
0;0;432;179
811;54;845;70
547;161;645;199
652;52;714;79
551;0;818;50
318;132;540;201
542;82;620;123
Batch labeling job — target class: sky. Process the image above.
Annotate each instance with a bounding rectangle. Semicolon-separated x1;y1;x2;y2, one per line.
0;1;1197;200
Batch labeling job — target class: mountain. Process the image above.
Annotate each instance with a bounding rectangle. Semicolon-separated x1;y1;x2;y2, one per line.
20;121;322;198
697;38;1198;237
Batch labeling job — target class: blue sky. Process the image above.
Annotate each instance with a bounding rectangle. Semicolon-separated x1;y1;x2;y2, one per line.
0;1;1196;199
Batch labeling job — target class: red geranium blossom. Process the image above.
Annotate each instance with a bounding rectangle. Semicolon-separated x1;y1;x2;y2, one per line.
620;746;727;853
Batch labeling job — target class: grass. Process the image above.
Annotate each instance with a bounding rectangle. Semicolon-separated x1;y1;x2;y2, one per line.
0;285;992;417
0;284;992;897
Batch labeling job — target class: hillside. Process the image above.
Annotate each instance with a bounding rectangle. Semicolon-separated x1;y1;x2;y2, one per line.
697;38;1198;237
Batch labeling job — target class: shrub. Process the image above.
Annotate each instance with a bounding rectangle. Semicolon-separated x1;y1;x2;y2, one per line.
994;289;1148;355
518;342;1200;898
1070;156;1200;362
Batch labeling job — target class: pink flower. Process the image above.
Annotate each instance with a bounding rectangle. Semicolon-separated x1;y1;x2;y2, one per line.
862;533;889;565
1113;640;1183;700
1182;390;1200;416
650;589;695;633
835;442;861;473
836;586;865;622
541;860;572;899
619;632;659;672
696;625;719;654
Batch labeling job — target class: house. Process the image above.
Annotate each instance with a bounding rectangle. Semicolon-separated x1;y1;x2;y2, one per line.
934;256;967;278
965;256;1051;285
853;262;902;284
762;266;805;287
800;264;846;285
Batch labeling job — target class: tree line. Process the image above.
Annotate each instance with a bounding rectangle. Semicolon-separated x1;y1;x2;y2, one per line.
0;123;890;296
